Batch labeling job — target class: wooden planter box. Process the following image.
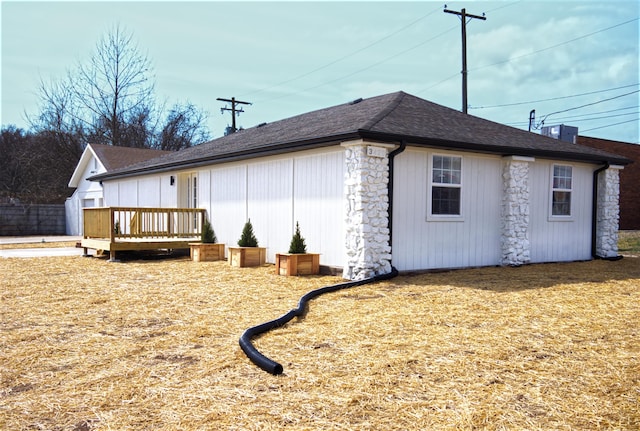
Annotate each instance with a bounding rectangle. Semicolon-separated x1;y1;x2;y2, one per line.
189;243;225;262
275;253;320;276
228;247;266;267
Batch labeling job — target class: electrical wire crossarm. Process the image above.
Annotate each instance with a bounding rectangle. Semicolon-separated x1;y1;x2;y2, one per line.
217;97;251;134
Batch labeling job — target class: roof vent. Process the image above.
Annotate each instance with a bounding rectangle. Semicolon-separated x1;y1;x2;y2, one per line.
350;97;363;105
257;122;267;128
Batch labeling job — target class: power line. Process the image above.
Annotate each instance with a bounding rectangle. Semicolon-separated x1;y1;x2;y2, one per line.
543;111;638;125
484;0;523;14
580;118;639;133
469;83;639;110
253;24;458;104
505;106;639;126
240;4;443;99
546;107;639;123
419;17;638;98
537;89;640;128
261;0;519;103
416;72;460;94
470;17;639;72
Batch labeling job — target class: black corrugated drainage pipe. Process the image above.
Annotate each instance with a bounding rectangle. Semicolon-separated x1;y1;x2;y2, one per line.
239;268;399;375
591;163;623;261
240;140;405;375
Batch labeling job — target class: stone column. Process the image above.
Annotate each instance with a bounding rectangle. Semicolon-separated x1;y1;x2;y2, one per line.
595;166;623;258
501;156;533;266
342;141;394;280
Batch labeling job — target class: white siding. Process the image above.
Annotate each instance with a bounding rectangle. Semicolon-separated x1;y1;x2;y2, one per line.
102;182;119;206
529;160;593;262
179;147;344;266
210;165;247;253
137;177;161;207
391;148;502;271
66;155;106;235
117;180;139;206
293;151;345;267
102;173;177;208
159;174;178;208
247;159;294;261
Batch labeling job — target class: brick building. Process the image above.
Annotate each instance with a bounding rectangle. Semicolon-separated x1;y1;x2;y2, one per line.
577;136;639;230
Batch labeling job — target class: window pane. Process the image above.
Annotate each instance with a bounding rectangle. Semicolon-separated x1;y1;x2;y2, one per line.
433;155;443;169
553;165;572;190
432;155;461;185
552;191;571;216
432;187;461;215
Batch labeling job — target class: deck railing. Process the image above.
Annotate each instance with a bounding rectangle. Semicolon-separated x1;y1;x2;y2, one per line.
83;207;206;242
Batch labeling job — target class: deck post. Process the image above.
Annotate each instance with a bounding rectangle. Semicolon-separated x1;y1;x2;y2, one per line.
109;208;115;244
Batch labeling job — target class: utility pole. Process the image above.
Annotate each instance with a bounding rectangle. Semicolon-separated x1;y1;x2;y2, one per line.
217;97;251;134
444;7;486;114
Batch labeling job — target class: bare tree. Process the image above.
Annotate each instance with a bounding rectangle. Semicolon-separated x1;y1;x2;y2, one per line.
29;76;83;136
158;103;211;151
0;126;81;204
0;126;30;202
11;25;210;204
72;24;155;147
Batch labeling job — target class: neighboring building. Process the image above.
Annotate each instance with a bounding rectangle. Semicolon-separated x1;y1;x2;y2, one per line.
576;136;640;230
66;144;171;235
89;92;629;279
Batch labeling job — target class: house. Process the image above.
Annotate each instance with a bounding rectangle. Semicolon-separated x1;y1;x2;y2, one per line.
575;136;639;230
88;92;629;279
66;143;171;235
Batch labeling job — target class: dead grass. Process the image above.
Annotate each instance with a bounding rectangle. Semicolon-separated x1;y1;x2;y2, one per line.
619;230;640;256
1;254;638;430
0;241;77;250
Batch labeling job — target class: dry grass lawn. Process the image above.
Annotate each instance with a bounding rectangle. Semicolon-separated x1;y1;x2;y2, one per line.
1;252;638;430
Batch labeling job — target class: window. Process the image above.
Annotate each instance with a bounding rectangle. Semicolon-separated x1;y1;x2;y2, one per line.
552;165;572;216
431;155;462;216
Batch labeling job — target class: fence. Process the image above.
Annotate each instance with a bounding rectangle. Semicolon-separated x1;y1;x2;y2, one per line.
0;204;66;236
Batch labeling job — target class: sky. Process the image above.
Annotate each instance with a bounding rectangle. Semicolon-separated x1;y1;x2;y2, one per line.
2;0;639;144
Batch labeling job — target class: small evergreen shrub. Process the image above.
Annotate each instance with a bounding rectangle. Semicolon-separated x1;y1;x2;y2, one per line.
288;222;307;254
237;219;259;247
201;219;217;243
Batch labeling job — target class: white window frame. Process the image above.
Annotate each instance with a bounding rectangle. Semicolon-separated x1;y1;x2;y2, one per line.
549;164;573;220
427;154;464;222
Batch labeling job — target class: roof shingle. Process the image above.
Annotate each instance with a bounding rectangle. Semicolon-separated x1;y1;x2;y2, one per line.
92;92;630;181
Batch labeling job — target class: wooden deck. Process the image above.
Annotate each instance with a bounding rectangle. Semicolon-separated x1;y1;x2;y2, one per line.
81;207;205;261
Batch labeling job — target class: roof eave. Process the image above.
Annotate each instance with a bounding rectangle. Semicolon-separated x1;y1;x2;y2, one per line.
89;132;363;182
358;131;632;165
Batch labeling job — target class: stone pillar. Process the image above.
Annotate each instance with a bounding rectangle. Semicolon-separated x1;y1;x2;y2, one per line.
342;141;394;280
501;156;533;266
595;166;622;258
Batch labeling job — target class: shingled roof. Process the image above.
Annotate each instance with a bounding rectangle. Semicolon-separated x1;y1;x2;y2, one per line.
92;92;629;181
89;144;172;171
